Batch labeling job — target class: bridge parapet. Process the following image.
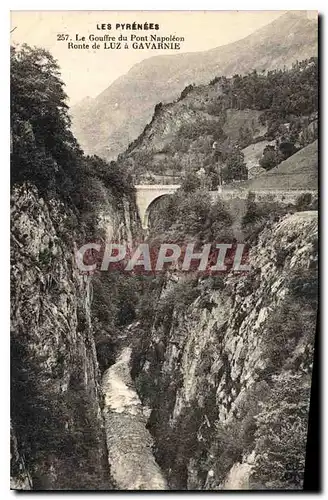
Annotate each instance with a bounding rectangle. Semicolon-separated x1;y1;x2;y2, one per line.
135;184;317;230
210;188;317;205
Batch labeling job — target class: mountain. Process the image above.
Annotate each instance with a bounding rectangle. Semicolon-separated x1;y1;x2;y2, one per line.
116;53;317;190
70;11;317;160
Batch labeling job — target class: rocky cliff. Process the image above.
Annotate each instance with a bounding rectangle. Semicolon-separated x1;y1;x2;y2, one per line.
10;38;318;490
10;175;318;491
132;210;318;490
10;182;136;490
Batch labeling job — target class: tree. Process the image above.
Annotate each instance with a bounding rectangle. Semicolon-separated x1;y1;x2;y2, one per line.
11;44;81;195
11;44;134;235
278;141;298;161
180;172;202;193
222;148;248;182
259;145;279;171
173;190;212;240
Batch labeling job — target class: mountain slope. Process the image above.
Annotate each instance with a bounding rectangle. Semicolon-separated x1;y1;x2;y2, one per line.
116;54;317;189
236;140;318;191
71;11;317;159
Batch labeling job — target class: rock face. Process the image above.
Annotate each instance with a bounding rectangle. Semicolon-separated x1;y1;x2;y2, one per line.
134;210;318;490
10;183;111;490
10;424;32;490
71;12;317;160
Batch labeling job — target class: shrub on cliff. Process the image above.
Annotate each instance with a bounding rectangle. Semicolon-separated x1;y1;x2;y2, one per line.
11;337;110;489
260;300;315;378
241;193;289;242
257;265;317;382
289;267;318;305
251;373;311;490
150;189;233;243
295;192;313;211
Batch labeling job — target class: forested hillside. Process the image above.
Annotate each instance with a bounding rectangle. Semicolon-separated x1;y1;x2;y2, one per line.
11;44;134;235
120;58;318;187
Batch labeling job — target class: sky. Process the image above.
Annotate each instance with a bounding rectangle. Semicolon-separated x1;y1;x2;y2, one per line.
11;10;294;105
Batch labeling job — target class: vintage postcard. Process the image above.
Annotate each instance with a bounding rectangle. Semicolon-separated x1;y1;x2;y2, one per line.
10;10;318;491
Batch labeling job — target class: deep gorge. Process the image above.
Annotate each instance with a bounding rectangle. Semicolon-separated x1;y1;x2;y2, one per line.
10;170;318;490
10;176;318;491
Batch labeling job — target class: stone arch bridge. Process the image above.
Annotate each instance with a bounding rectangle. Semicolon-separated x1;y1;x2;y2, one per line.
135;184;316;230
135;184;180;229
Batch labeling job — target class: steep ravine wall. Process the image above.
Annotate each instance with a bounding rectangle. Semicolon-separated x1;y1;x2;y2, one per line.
10;182;137;490
134;210;318;490
10;180;317;491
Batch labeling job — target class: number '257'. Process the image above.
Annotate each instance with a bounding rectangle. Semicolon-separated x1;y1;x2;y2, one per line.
57;34;69;41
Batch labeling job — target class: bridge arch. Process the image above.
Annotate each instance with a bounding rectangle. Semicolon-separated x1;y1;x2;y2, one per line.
135;185;180;229
144;194;173;230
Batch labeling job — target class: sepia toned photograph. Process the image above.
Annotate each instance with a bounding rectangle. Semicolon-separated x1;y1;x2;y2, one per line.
10;10;319;491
